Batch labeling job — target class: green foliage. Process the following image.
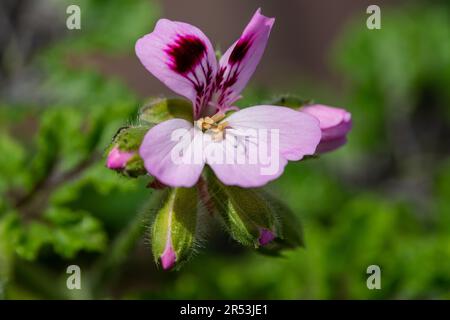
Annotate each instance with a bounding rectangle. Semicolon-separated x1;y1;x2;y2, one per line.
0;133;26;196
334;4;450;151
36;0;158;107
4;208;106;260
58;0;159;52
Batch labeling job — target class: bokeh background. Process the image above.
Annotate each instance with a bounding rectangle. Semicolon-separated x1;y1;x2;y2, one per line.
0;0;449;299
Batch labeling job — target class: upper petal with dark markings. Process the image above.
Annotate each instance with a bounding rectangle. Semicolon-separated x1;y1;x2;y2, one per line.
135;19;217;119
214;9;275;110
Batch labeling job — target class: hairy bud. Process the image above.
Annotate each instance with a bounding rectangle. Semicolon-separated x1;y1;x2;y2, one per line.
151;187;198;270
106;126;148;177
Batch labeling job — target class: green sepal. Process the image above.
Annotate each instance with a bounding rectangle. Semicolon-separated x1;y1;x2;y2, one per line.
122;154;146;178
151;187;199;269
139;98;193;125
269;95;314;109
111;126;149;152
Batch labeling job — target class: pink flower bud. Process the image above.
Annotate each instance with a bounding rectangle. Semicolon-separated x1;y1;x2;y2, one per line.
300;104;352;153
258;228;276;246
106;146;135;170
160;243;176;270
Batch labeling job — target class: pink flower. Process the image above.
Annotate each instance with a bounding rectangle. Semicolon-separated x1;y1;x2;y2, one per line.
106;146;135;169
136;9;321;188
300;104;352;153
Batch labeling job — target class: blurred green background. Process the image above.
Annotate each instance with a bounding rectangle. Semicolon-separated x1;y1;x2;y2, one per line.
0;0;449;299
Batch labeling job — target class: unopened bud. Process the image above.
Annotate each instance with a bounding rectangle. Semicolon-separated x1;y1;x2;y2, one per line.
151;187;198;270
206;171;278;247
300;104;352;153
106;146;134;170
106;126;148;177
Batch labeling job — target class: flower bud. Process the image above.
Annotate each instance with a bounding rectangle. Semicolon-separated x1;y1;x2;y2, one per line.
206;171;278;247
300;104;352;153
151;187;198;270
106;146;134;169
106;126;148;177
257;190;304;255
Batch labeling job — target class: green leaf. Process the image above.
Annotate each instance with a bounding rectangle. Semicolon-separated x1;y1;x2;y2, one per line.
44;207;108;258
0;133;26;195
0;212;22;297
11;207;107;260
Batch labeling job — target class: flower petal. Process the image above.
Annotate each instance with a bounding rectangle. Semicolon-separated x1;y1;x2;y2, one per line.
301;104;352;141
136;19;217;119
206;105;321;187
214;9;274;110
205;137;288;188
139;119;205;187
226;105;321;161
315;136;348;154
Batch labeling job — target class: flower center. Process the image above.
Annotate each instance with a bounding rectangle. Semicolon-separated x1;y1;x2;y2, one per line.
196;113;229;142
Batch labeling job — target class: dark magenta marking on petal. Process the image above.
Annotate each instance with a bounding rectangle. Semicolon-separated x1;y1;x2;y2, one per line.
229;35;253;64
165;35;206;74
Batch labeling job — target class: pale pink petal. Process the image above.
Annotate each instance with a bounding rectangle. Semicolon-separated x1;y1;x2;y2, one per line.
226;105;321;160
315;136;347;154
136;19;217;119
206;105;321;187
139;119;205;187
205;137;288;187
301;104;352;141
213;9;275;111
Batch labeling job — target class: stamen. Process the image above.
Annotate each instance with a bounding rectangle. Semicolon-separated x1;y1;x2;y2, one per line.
211;113;226;122
204;117;215;124
196;119;204;129
195;114;229;142
217;121;228;131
